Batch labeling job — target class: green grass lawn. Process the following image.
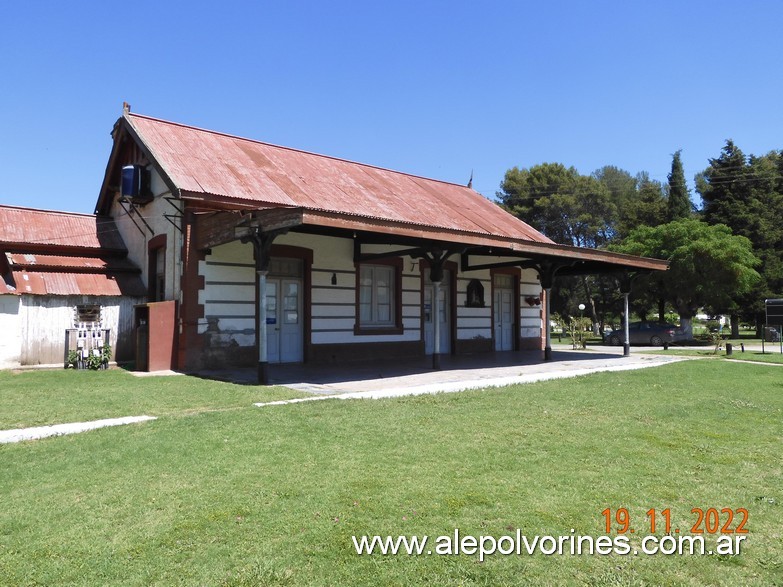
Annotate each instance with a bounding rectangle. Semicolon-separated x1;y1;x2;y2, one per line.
640;349;725;358
1;361;782;586
0;369;304;429
641;348;783;365
727;352;783;364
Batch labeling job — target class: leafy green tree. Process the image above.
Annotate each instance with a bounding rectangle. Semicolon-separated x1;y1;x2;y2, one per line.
499;163;621;328
594;166;664;239
500;162;669;327
624;173;669;321
667;150;692;221
614;219;761;339
696;142;783;334
498;163;617;247
632;173;668;233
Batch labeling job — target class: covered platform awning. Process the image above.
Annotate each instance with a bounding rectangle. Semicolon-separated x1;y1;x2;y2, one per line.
190;205;669;276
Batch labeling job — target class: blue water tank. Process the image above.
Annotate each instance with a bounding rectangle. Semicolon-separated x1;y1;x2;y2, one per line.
121;165;141;198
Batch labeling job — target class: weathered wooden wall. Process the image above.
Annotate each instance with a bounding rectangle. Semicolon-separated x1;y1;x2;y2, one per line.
17;295;142;365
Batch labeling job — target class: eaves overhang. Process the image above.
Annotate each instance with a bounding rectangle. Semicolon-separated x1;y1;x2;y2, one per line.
189;203;668;275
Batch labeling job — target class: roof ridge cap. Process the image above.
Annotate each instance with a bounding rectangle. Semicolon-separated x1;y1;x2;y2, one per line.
0;204;98;218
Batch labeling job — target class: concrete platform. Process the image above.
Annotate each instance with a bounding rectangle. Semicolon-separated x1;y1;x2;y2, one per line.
197;346;686;396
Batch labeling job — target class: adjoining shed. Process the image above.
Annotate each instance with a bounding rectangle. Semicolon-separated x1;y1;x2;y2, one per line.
94;106;668;383
0;206;145;368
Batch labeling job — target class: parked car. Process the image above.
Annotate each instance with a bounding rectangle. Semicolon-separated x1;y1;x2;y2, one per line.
764;326;781;343
604;322;685;346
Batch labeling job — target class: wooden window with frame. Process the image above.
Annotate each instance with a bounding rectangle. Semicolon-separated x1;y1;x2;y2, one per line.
354;258;403;335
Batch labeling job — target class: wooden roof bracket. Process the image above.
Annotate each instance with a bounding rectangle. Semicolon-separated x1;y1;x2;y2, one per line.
353;240;430;264
535;260;577;289
619;271;648;295
421;248;452;282
460;251;541;273
240;227;290;272
354;241;466;282
162;196;184;234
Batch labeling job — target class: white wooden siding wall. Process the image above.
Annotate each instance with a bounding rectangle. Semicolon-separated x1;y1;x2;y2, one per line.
456;270;492;341
456;260;542;342
104;296;145;360
520;267;543;339
15;295;141;366
0;295;22;368
199;240;256;347
199;235;544;350
400;270;422;340
281;234;422;345
307;234;354;344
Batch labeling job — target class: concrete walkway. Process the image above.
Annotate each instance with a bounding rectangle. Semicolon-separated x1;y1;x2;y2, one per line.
0;416;157;444
251;348;686;407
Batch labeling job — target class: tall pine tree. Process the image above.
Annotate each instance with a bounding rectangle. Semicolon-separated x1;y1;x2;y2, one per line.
697;140;749;226
666;150;691;221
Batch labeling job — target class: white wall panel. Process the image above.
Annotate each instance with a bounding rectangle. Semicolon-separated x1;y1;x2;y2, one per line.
0;296;21;368
312;287;355;305
458;329;492;340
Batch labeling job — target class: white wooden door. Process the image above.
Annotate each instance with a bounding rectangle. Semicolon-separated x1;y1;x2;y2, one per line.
279;279;303;363
265;279;303;363
424;271;450;355
494;277;514;351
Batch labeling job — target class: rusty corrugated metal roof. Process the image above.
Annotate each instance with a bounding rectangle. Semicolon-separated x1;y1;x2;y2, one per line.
0;205;127;251
6;253;138;272
1;273;17;295
8;269;145;297
125;113;553;244
0;206;144;297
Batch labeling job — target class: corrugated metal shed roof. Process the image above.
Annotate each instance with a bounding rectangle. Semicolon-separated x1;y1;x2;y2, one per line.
0;206;144;297
1;274;17;294
6;253;138;272
7;269;145;297
0;205;127;251
125;113;552;244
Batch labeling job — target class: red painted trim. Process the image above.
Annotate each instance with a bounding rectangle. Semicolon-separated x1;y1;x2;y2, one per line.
148;234;167;250
147;234;167;301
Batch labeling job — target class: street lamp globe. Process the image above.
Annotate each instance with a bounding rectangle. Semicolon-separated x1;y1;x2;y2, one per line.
578;303;585;312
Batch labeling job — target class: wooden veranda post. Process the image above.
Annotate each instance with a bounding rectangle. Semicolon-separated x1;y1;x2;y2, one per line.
242;228;286;385
424;248;450;370
539;264;557;361
619;274;634;358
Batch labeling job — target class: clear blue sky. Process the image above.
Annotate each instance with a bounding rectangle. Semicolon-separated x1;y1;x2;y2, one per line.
1;1;781;214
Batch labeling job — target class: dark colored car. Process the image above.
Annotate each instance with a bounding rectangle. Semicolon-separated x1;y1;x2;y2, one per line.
604;322;684;346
